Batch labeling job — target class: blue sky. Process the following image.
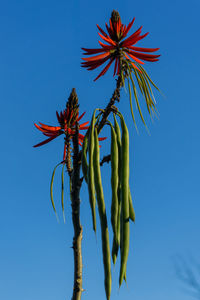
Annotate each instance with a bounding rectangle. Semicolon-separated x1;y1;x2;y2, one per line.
1;0;200;299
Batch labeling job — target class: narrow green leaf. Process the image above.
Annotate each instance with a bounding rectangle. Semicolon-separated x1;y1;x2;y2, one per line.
127;79;138;132
50;162;62;221
129;71;146;124
133;68;144;96
137;63;160;91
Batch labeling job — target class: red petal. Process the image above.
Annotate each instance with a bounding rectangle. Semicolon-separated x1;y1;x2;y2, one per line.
94;57;115;81
121;26;142;47
79;121;90;127
38;122;61;131
78;133;85;140
124;51;145;64
105;23;113;37
96;24;109;38
98;32;116;46
82;48;109;55
33;135;58;147
79;126;89;130
82;52;110;62
128;50;160;60
77;112;86;122
98;41;115;50
109;19;114;34
42;131;61;137
56;111;60;122
82;55;111;70
123;18;135;37
124;32;149;47
98;137;107;141
124;53;141;72
129;46;160;52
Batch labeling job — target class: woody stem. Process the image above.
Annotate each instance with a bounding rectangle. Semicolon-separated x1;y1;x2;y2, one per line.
97;75;123;133
71;122;83;300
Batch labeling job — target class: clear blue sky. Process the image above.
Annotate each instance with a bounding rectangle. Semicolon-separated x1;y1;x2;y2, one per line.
1;0;200;299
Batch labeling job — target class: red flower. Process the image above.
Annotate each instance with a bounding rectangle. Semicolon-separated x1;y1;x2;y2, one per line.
34;108;89;161
81;11;160;81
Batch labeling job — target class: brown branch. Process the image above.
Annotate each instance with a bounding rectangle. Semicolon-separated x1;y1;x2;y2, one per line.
71;123;83;300
97;75;123;133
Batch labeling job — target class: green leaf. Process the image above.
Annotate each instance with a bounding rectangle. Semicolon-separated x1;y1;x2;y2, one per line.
50;162;62;221
127;79;138;132
129;71;147;128
137;63;160;92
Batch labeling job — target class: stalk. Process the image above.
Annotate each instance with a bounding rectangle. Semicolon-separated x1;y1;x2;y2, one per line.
71;122;83;300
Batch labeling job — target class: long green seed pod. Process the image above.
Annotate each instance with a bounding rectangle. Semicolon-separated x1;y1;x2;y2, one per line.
81;130;89;183
110;125;118;234
119;196;127;282
111;114;122;264
110;124;119;255
114;114;135;224
93;127;112;300
87;110;97;232
119;114;130;287
129;187;135;223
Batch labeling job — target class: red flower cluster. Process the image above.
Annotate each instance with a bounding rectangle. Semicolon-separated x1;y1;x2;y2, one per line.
82;11;160;81
34;108;89;161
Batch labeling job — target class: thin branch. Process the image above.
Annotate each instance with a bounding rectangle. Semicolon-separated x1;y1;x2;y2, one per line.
71;122;83;300
97;75;123;133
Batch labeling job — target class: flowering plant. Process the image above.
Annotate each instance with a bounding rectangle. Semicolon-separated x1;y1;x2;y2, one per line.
34;10;161;300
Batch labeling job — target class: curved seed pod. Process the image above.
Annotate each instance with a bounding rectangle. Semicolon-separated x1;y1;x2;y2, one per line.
93;127;112;300
114;114;135;223
119;114;130;287
87;110;97;232
61;163;65;223
129;187;135;222
110;124;119;247
81;130;89;183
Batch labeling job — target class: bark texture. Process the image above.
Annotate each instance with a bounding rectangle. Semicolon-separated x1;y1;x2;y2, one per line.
71;123;83;300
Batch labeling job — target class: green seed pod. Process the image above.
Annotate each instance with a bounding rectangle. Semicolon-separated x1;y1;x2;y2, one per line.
93;127;112;300
112;184;121;265
111;114;122;264
129;187;135;222
87;110;97;232
81;131;89;183
110;124;119;247
119;115;130;287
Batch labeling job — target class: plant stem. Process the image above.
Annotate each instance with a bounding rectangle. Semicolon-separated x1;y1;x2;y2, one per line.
97;75;123;133
70;76;122;300
71;122;83;300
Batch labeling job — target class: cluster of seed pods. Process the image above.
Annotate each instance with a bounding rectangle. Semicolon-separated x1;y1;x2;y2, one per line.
81;110;135;300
